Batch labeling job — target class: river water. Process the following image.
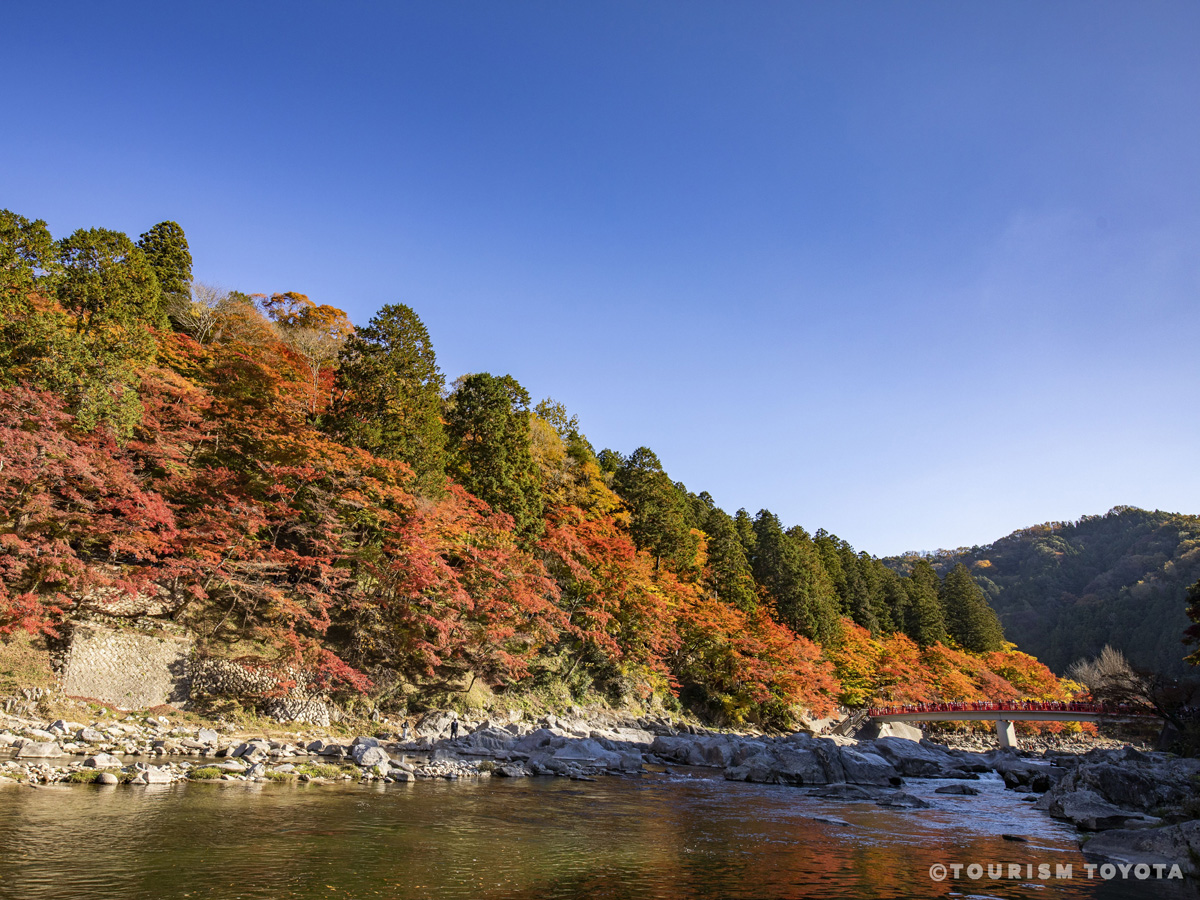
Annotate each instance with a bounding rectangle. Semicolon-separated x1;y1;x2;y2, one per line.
0;769;1190;899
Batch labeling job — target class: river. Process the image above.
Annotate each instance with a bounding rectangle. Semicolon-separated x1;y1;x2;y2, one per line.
0;768;1189;899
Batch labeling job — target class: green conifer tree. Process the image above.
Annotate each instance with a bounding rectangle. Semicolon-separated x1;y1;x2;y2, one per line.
137;221;192;309
445;372;544;538
612;447;698;572
903;559;948;646
734;508;757;557
0;210;58;299
939;563;1005;652
52;227;161;433
0;211;64;387
328;303;446;493
703;508;758;612
596;448;623;475
837;541;881;634
872;565;906;634
751;511;842;644
58;227;163;333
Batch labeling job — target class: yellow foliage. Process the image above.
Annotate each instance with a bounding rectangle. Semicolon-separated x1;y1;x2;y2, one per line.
529;415;623;517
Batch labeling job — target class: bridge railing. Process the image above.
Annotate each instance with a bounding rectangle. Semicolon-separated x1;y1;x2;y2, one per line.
866;700;1154;718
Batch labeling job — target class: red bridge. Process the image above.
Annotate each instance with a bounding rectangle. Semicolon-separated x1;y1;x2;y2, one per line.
865;700;1154;748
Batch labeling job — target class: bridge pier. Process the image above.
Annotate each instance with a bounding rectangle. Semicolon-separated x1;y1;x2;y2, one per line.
995;719;1018;749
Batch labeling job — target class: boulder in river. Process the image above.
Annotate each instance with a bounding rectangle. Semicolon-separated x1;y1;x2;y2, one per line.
552;739;622;769
131;767;173;785
934;784;980;795
84;753;124;768
870;738;959;778
649;735;709;767
839;747;900;786
414;710;457;740
233;740;270;762
1083;820;1200;876
1034;750;1200;828
724;739;899;787
855;721;923;742
808;784;887;801
769;747;839;785
16;741;62;759
1067;760;1195;812
1035;788;1163;832
989;756;1058;792
353;745;390;768
731;740;768;766
462;726;518;753
875;791;932;810
512;728;557;754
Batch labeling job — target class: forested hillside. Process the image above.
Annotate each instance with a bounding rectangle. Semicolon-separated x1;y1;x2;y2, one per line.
890;508;1200;678
0;210;1080;724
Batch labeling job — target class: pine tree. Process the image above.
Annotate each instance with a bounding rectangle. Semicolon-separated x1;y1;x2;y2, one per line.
611;447;698;572
596;448;623;475
871;565;906;634
734;508;757;557
686;489;716;533
137;221;192;308
751;511;842;644
903;559;948;646
51;227;162;433
58;227;163;332
445;372;544;539
787;525;844;644
0;211;63;386
703;508;758;612
327;303;446;493
839;543;881;634
0;210;58;299
939;563;1005;652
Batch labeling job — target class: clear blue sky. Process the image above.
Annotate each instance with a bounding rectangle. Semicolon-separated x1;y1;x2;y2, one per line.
5;2;1198;556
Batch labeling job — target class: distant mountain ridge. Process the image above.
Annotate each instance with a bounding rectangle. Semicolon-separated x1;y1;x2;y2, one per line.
885;507;1200;678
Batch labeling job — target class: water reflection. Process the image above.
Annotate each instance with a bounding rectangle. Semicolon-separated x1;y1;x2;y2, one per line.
0;772;1189;899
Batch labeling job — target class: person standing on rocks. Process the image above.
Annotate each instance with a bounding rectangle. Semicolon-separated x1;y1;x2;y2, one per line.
450;720;459;741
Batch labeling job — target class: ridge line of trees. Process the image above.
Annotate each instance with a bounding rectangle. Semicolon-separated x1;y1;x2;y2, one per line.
3;209;1147;725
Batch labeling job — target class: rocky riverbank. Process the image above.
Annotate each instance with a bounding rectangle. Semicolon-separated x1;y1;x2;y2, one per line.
3;706;1198;877
925;729;1136;754
0;707;687;786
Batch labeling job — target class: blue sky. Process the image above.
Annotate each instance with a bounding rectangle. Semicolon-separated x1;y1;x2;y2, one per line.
5;2;1198;555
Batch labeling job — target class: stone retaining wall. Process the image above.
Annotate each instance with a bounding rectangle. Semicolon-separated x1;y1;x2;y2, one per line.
54;622;337;723
190;659;338;726
58;622;192;710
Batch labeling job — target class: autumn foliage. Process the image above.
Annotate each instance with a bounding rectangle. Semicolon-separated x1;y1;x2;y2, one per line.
824;621;1085;731
0;210;1083;726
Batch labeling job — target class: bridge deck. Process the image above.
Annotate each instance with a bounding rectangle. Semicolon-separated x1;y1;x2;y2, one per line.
864;704;1153;749
872;710;1101;724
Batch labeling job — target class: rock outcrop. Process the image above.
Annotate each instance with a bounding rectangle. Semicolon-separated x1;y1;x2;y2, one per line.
1084;820;1200;876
